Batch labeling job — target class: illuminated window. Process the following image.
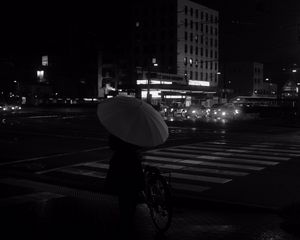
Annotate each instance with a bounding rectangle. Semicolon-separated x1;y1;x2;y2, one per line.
184;57;187;65
189;58;193;66
195;34;198;42
195;59;198;67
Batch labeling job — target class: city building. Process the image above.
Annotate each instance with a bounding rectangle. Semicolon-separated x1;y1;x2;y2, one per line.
224;61;277;99
99;0;220;107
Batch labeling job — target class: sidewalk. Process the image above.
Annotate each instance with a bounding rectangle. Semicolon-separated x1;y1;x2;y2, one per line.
1;186;299;240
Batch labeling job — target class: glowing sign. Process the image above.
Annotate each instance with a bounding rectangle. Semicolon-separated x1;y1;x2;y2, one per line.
42;56;48;66
137;80;172;85
188;80;210;86
141;90;161;99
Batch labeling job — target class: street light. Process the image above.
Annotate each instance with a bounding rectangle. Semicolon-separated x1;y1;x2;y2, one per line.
146;58;158;104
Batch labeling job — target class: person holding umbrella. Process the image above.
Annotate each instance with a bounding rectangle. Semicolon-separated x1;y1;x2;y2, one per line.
97;96;169;237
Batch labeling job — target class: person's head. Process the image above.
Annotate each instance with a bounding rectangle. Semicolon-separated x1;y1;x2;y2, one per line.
108;134;141;152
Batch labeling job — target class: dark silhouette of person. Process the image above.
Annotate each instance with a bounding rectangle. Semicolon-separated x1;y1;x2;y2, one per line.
105;134;145;237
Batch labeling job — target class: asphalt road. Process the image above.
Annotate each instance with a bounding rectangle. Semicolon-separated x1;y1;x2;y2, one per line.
1;106;299;177
1;106;300;239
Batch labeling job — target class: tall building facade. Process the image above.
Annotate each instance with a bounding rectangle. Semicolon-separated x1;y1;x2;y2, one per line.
177;0;219;87
130;0;219;105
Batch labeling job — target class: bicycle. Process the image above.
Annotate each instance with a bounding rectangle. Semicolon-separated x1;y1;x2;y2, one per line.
142;165;173;233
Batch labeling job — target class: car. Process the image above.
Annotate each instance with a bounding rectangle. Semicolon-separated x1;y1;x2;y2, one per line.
185;105;207;120
0;103;22;112
208;103;241;120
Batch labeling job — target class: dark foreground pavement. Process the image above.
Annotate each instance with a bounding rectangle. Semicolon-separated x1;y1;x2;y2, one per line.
1;181;300;240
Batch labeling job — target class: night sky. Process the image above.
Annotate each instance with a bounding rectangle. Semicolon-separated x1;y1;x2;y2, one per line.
1;1;300;64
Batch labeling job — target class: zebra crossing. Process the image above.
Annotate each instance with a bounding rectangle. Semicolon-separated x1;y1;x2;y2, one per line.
40;140;300;198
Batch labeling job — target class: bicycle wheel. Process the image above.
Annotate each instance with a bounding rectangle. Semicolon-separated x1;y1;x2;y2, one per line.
144;167;172;233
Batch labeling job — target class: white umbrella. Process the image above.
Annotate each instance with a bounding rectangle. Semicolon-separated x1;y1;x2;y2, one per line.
97;96;169;147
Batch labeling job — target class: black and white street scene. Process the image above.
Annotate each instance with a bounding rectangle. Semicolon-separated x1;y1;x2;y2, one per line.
1;0;300;239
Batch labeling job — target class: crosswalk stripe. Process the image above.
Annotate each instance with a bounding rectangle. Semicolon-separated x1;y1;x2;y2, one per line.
170;182;210;193
167;148;279;165
57;168;106;179
143;155;264;171
169;172;231;184
208;141;300;152
145;162;248;177
170;147;290;161
251;144;300;152
84;160;248;177
195;155;278;166
261;142;300;148
200;142;300;155
82;162;109;169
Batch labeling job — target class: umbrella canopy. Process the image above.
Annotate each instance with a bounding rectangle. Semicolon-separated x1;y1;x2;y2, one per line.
97;96;169;147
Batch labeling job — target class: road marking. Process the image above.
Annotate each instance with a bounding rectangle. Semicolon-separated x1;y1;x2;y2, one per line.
143;155;264;171
212;151;289;161
0;192;64;206
195;155;278;166
27;115;59;119
201;142;300;155
173;145;290;161
170;172;231;184
56;168;106;179
170;147;285;163
170;182;210;193
0;146;110;167
36;158;110;174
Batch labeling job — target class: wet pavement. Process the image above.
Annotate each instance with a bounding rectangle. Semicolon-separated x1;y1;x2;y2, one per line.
1;184;300;240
